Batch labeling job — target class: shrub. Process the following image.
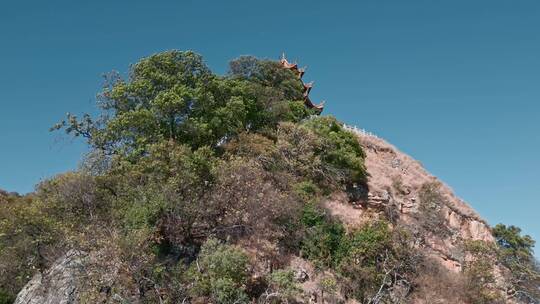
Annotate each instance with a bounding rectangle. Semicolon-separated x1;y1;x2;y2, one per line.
293;180;321;203
224;132;276;164
186;238;250;304
463;240;505;304
303;116;366;185
204;159;302;245
0;290;14;304
227;117;367;193
275;122;324;183
109;141;218;246
416;182;452;238
300;203;346;268
36;172;109;223
299;207;420;303
318;276;338;303
263;269;300;303
0;194;65;298
336;221;419;303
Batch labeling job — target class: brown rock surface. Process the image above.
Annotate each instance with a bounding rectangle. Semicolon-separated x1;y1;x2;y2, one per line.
334;128;495;270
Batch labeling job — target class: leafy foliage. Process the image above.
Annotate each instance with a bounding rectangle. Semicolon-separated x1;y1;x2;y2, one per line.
52;51;312;157
303;116;366;185
492;224;540;302
0;193;65;299
299;203;419;303
224;118;367;193
264;269;300;303
228;55;304;102
186;238;250;304
318;276;338;301
0;291;14;304
493;224;535;259
336;221;419;303
463;240;505;304
300;203;346;268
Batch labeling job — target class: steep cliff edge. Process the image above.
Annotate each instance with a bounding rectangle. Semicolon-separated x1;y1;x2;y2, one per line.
355;130;493;270
306;128;522;303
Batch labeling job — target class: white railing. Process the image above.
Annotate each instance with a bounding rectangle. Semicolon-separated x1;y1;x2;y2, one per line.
342;124;380;139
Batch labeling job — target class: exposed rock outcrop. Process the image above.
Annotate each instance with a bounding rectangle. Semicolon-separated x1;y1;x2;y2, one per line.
357;131;495;269
14;250;86;304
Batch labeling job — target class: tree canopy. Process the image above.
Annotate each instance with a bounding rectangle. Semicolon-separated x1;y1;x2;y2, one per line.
52;51;315;156
493;224;535;258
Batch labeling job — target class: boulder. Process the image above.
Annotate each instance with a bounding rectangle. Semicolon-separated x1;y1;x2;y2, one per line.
14;250;85;304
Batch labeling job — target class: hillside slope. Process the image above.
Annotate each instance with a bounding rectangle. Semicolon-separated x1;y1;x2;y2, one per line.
9;129;531;304
278;128;524;304
356;129;493;267
2;51;538;304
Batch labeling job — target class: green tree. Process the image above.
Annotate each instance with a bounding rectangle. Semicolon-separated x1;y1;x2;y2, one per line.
228;56;304;101
492;224;540;302
53;51;312;157
493;224;535;259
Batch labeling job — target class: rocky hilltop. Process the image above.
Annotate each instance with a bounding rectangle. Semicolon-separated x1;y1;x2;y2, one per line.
2;51;538;304
11;129;537;304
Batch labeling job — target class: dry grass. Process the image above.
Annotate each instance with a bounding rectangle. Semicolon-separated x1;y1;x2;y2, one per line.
411;258;468;304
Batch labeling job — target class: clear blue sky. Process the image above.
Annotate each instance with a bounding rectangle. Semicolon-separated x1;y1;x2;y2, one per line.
1;1;538;255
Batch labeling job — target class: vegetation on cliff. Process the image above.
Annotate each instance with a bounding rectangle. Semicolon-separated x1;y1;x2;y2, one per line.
0;51;538;303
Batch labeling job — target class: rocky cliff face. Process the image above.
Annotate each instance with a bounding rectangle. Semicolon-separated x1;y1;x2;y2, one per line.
317;129;513;302
355;131;493;271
